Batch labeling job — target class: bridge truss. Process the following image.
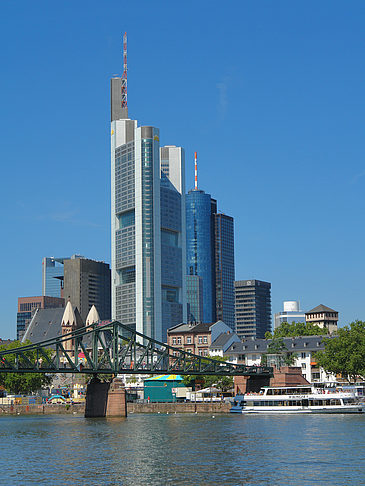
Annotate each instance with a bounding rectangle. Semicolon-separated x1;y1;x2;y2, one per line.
0;321;273;377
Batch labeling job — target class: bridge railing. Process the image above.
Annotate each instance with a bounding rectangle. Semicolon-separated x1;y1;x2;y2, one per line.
0;321;273;377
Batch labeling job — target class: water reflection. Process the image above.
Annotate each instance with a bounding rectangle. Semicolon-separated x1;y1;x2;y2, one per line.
0;414;364;485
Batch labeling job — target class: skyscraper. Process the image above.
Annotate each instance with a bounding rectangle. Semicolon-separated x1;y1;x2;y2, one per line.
186;189;215;323
234;279;272;339
214;213;235;329
111;39;186;341
185;155;235;327
42;257;64;297
63;258;111;323
42;255;84;298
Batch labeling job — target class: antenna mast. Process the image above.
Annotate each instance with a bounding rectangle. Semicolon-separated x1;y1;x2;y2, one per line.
121;32;127;108
194;151;198;190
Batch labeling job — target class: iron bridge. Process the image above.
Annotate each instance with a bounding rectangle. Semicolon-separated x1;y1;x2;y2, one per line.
0;321;273;377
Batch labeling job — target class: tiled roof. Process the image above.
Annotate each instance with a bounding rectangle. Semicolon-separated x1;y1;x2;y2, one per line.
227;335;327;354
306;304;337;314
168;322;212;334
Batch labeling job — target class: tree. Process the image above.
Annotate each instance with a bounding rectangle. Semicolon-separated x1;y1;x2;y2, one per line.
182;356;233;392
261;337;297;367
265;321;329;340
315;320;365;382
0;340;52;395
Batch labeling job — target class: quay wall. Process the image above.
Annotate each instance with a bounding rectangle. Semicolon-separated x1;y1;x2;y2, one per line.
0;404;85;415
128;402;231;413
0;402;231;415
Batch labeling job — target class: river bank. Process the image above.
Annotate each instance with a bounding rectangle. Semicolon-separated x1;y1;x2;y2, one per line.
0;401;230;415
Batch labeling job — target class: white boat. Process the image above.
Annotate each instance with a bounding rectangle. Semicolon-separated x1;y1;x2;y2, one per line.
230;385;364;414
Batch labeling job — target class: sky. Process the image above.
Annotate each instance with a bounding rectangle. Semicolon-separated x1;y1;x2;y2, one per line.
1;1;365;339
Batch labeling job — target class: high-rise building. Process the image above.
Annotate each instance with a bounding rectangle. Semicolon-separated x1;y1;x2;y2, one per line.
63;258;111;323
185;160;235;326
42;255;84;298
16;295;64;340
234;279;271;339
186;274;203;322
42;257;64;297
214;213;235;330
160;145;187;339
111;47;186;341
186;189;215;323
274;301;305;329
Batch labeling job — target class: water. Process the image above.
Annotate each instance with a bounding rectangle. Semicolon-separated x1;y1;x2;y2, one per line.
0;413;364;485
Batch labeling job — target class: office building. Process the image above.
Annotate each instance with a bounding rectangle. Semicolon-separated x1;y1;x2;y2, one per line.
186;275;203;323
16;295;64;340
274;301;306;328
42;255;84;298
234;279;271;339
185;174;235;327
42;257;64;297
111;49;186;341
186;189;215;323
305;304;338;334
63;258;111;323
214;212;235;330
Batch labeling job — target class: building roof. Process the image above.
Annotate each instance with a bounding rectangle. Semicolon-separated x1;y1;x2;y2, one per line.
62;300;77;327
22;307;83;345
168;322;212;334
306;304;337;314
226;335;327;355
211;333;234;348
144;375;183;381
86;305;100;326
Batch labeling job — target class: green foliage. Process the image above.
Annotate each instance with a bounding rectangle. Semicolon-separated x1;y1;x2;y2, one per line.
0;340;52;395
315;320;365;382
265;321;329;340
262;337;297;367
183;356;233;392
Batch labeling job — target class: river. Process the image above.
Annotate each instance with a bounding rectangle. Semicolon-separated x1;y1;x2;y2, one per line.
0;413;364;485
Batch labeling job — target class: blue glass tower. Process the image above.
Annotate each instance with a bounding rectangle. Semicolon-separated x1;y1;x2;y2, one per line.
186;189;215;323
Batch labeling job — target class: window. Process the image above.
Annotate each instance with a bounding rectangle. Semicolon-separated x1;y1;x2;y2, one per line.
172;338;176;345
199;350;203;356
301;352;306;359
302;363;306;369
203;336;208;344
198;337;202;344
177;337;182;345
203;350;208;356
187;337;192;344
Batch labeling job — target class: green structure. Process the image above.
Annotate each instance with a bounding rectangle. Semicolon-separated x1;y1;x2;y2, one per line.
144;375;185;402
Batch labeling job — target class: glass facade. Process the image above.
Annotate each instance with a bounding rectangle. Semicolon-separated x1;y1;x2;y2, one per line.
42;257;64;297
186;189;214;323
186;275;203;322
214;213;235;330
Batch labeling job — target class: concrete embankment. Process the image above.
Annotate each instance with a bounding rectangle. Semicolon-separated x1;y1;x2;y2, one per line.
128;402;231;414
0;402;231;415
0;404;85;415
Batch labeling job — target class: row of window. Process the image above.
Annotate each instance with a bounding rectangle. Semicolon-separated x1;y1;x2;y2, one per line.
171;335;208;345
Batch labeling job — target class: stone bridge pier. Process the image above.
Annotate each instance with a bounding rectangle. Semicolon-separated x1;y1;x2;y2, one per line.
85;376;127;418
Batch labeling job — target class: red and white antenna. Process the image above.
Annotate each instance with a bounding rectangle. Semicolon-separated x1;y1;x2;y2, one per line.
194;151;198;190
121;32;127;108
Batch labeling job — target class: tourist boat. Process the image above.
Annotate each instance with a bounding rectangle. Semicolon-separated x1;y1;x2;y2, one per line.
230;385;364;414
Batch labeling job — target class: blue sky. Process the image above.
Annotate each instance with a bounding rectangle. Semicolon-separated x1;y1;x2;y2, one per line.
1;1;365;338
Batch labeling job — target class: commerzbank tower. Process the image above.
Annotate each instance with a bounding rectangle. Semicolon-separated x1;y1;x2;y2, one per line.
110;34;186;341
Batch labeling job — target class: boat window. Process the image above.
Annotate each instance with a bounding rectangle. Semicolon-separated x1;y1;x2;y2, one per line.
253;402;260;407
